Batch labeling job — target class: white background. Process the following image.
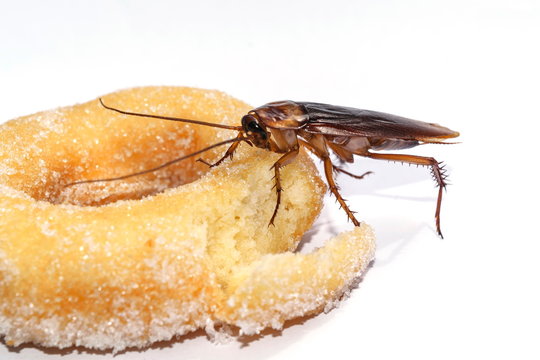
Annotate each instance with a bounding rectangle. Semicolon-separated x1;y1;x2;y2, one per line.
1;0;539;359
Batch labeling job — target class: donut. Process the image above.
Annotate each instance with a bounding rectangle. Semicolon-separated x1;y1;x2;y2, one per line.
0;86;375;351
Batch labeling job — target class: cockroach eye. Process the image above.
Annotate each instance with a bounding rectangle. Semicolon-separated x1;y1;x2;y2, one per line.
242;115;267;140
247;121;261;133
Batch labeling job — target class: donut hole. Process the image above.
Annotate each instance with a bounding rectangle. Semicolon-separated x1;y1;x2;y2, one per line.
46;131;222;206
51;155;210;207
3;108;224;207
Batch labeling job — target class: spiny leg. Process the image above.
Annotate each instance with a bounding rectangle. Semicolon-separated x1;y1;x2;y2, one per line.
197;133;244;168
269;149;299;225
365;152;448;238
323;157;361;227
333;165;373;180
298;138;362;226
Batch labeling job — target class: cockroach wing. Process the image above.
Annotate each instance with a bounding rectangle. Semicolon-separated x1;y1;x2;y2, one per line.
299;102;458;141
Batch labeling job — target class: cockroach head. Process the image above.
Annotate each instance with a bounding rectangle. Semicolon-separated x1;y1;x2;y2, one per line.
241;113;268;148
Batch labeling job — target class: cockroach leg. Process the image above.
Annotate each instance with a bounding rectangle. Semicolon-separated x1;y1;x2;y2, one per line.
365;152;448;238
197;134;244;168
196;158;214;167
269;149;299;226
297;139;319;156
323;157;361;227
333;166;373;180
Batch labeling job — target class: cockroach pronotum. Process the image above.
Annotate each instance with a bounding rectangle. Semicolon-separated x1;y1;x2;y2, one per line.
69;99;459;238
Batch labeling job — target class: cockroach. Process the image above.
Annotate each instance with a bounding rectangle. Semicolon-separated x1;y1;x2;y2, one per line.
69;99;459;238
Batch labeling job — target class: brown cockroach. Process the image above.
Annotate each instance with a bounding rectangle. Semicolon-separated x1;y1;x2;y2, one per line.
70;99;459;238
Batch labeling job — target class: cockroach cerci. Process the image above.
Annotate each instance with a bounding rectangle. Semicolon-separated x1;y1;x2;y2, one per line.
69;99;460;238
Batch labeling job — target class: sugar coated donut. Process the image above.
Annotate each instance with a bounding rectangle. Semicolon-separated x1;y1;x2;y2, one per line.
0;87;375;351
